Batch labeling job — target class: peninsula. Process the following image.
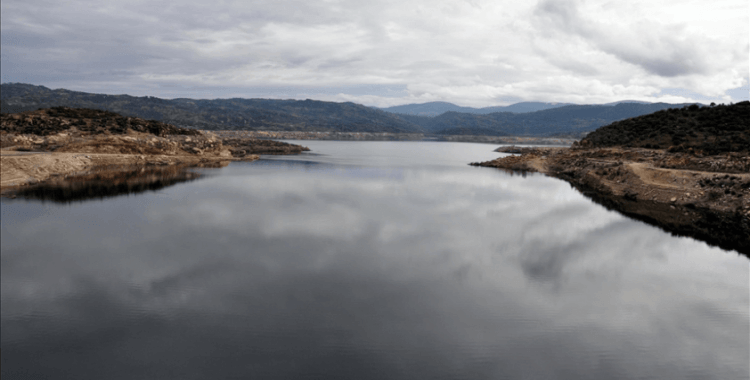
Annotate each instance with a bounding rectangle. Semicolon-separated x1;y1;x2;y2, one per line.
0;107;309;191
472;102;750;254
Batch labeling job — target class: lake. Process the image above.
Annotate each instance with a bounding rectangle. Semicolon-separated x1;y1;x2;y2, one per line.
1;141;747;379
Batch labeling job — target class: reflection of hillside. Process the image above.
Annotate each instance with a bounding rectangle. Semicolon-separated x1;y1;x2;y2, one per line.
474;102;750;255
255;159;405;180
569;180;750;257
10;164;215;203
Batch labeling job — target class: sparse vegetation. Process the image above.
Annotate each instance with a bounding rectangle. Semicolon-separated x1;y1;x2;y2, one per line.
580;101;749;154
0;107;310;190
1;83;420;133
473;103;750;254
1;106;200;136
2;83;697;137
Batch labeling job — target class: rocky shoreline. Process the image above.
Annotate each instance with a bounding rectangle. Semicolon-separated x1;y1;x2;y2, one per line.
0;107;309;191
471;146;750;255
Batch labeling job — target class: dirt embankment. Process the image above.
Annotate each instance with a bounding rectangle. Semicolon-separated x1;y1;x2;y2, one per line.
1;107;309;190
472;146;750;255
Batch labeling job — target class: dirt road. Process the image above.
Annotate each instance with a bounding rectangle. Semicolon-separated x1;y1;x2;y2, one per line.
472;146;750;255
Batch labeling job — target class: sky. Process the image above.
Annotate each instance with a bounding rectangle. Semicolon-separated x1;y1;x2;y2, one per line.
1;0;748;107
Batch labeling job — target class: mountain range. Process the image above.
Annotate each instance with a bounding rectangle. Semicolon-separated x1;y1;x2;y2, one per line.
1;83;696;137
378;101;573;116
378;100;655;116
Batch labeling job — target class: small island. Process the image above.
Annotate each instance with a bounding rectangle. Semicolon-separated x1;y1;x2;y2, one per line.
0;107;309;191
472;102;749;254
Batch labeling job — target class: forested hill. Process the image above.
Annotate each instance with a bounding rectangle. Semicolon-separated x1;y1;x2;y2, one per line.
580;102;750;154
399;102;696;136
1;83;695;136
379;101;572;116
0;83;421;133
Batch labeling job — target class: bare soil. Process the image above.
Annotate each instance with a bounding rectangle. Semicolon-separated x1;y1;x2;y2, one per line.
1;151;235;190
472;146;750;255
1;107;309;192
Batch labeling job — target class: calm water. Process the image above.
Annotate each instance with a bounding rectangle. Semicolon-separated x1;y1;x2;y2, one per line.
2;141;748;379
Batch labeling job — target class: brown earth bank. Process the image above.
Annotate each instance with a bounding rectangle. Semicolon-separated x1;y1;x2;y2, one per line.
1;107;309;191
471;146;750;255
473;102;750;255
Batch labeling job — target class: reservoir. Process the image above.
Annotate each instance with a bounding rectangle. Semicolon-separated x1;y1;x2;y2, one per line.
2;141;747;379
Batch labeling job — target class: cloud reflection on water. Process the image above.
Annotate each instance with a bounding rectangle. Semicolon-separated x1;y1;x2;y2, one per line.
1;143;747;379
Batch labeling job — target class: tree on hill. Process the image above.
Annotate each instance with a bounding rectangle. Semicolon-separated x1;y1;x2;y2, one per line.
580;101;749;154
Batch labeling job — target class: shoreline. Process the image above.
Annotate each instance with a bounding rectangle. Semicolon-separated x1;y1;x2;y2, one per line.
0;150;254;192
0;108;312;193
471;146;750;255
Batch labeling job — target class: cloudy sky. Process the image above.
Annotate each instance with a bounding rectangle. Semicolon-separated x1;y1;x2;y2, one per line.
1;0;747;107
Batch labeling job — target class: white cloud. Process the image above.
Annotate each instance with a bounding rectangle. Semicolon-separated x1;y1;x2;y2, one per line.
1;0;747;106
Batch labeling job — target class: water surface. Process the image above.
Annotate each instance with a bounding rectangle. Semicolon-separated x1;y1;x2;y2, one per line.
2;141;747;379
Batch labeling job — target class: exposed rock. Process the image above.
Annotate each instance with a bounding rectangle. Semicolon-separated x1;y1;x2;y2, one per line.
472;146;749;255
1;107;310;190
221;137;311;156
1;106;201;137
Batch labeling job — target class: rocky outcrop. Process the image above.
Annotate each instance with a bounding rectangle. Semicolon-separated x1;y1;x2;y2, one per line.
221;137;311;156
1;107;310;190
471;146;750;255
473;101;750;255
1;106;201;136
1;107;312;158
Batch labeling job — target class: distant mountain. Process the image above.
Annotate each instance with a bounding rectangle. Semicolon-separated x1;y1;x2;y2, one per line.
601;100;653;106
378;101;476;116
396;102;699;137
380;101;572;116
0;83;422;133
480;102;575;114
1;83;697;137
